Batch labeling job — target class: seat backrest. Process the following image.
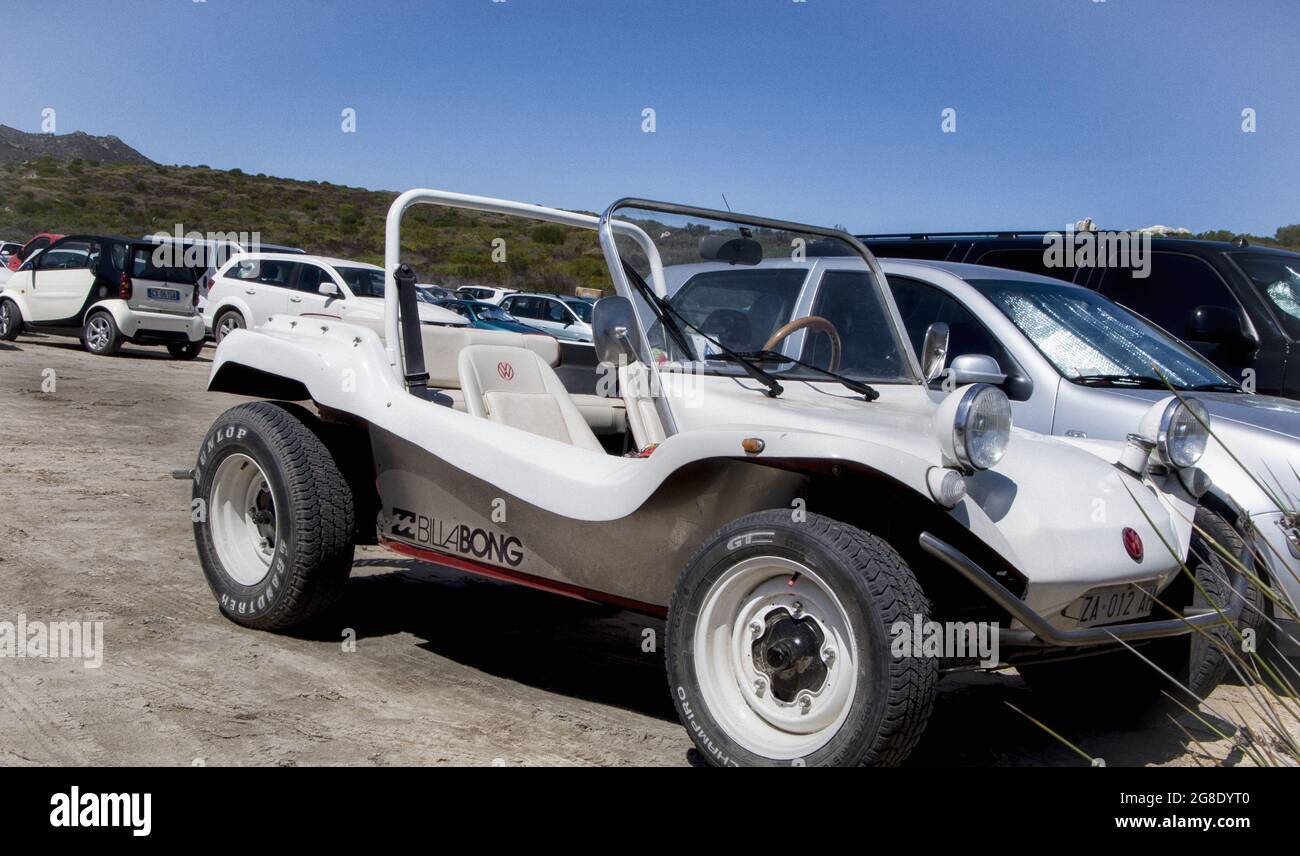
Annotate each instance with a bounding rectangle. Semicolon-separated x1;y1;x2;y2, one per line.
458;344;605;453
423;326;560;389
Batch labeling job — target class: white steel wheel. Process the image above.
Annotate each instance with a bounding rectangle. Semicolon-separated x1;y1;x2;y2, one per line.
208;453;279;586
694;556;858;760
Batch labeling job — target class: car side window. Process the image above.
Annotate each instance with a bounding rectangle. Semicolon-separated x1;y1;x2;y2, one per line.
1098;253;1238;342
254;260;294;288
505;296;536;319
886;275;1013;371
295;264;330;293
38;240;94;271
544;299;569;323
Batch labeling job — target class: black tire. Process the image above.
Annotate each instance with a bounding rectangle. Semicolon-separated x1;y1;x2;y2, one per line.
82;310;122;355
214;309;245;343
666;510;938;767
0;299;21;341
192;401;355;631
167;340;205;360
1020;506;1242;717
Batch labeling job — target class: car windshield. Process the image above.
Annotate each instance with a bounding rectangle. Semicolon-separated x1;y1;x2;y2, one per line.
611;204;917;385
1232;253;1300;339
970;278;1237;390
336;266;385;298
471;303;512;322
562;298;593;323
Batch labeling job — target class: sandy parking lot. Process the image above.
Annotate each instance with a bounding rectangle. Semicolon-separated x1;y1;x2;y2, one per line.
0;334;1290;766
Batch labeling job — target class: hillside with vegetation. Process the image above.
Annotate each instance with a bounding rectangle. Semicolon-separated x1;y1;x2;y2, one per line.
0;141;1297;296
0;156;614;294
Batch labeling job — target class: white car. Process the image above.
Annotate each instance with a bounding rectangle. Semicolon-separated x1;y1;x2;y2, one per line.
499;292;593;342
879;259;1300;654
182;189;1245;767
203;253;466;341
0;234;205;358
455;285;517;304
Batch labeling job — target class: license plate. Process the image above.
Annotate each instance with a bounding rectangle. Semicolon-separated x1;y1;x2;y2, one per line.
1063;582;1156;627
147;288;181;301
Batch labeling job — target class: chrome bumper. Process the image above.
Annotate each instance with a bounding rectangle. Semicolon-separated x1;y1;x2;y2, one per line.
919;532;1247;648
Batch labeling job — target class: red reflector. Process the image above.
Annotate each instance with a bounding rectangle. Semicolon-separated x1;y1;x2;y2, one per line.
119;273;132;300
1122;527;1144;562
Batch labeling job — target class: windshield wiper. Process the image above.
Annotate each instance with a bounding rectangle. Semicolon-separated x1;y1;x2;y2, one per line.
735;350;880;401
1072;374;1169;389
623;262;784;398
1186;382;1242;393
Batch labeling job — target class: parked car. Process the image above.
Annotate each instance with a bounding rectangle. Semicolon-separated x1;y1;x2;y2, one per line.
860;231;1300;401
499;291;593;342
432;297;548;335
203;253;466;342
140;235;306;324
875;259;1299;654
0;234;205;358
455;285;517;304
417;284;457;302
182;189;1244;767
7;232;64;272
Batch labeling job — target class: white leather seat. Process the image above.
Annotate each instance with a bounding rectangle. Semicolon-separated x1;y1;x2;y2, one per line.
458;344;605;453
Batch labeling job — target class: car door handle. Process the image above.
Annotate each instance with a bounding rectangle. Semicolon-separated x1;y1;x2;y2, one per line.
244;289;256;295
289;296;302;303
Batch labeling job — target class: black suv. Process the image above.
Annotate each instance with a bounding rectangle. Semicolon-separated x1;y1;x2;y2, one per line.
859;231;1300;399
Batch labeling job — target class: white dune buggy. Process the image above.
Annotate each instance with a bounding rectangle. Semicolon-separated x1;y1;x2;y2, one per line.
185;190;1246;766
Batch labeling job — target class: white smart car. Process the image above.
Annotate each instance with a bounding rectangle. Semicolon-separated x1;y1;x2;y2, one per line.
203;253;466;341
183;190;1246;767
0;234;205;358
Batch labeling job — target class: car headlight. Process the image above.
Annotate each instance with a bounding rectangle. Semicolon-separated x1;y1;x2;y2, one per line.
936;383;1012;472
1155;397;1210;468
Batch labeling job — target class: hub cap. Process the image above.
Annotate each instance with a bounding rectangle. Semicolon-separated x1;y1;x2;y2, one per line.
218;316;241;339
86;315;111;351
209;454;279;586
693;556;858;760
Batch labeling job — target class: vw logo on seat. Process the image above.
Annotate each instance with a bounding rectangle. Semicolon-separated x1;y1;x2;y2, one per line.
497;361;515;381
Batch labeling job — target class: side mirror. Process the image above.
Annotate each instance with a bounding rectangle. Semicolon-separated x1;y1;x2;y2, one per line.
1188;305;1254;349
920;322;950;382
318;281;341;297
593;296;647;365
949;353;1008;386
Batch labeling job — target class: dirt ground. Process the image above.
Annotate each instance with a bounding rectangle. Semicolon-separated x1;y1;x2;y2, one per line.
0;333;1293;767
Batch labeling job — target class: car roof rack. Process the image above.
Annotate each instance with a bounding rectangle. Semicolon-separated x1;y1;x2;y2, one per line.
855;230;1060;240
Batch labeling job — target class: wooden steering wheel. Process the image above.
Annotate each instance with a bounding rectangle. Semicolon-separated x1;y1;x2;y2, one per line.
763;315;842;372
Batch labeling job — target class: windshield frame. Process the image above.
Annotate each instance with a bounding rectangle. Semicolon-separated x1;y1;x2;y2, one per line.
596;198;924;386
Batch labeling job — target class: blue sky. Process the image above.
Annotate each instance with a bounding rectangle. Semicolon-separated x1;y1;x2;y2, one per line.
1;0;1295;233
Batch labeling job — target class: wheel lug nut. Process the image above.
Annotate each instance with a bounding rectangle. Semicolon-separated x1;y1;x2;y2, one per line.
799;695;812;715
822;647;836;665
791;602;803;617
754;678;766;699
749;621;763;638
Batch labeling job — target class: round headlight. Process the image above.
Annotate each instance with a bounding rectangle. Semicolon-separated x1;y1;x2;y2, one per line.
953;384;1012;471
1157;397;1210;468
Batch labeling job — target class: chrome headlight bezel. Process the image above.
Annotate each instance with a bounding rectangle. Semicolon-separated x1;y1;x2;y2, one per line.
1155;397;1210;469
951;383;1012;472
